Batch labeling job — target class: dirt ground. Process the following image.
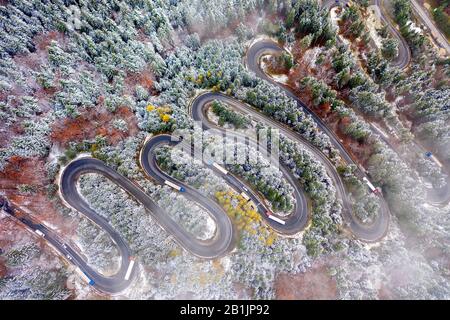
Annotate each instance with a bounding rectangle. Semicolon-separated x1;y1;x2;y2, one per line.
275;263;338;300
50;105;139;147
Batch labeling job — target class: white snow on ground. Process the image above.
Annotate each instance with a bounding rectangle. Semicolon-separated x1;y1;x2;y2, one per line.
406;20;423;34
395;96;404;104
367;5;384;49
39;220;60;231
203;212;218;240
302;46;323;67
68;266;97;299
268;72;289;83
330;7;351;46
260;58;289;84
47;143;63;164
221;256;232;272
72;234;122;277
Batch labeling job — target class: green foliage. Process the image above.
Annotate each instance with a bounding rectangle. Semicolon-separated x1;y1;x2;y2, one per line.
5;244;40;267
381;38;399;60
393;0;426;51
17;184;38;195
354;0;370;8
341;5;365;38
393;0;412;27
366;52;394;86
211;100;249;129
0;266;70;300
278;52;294;70
286;0;335;44
300;76;371;142
58;136;109;165
432;3;450;38
352;193;380;224
414;88;450;161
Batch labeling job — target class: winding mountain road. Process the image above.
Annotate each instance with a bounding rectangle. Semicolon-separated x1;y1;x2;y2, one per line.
245;39;390;241
324;1;450;205
190;93;310;235
410;0;450;55
2;27;417;295
373;0;411;69
1;0;447;299
1;137;237;294
322;0;411;69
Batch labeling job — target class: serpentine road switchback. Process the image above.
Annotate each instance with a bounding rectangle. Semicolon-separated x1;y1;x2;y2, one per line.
246;41;391;239
322;0;411;70
1;0;448;297
3;35;418;295
318;0;449;205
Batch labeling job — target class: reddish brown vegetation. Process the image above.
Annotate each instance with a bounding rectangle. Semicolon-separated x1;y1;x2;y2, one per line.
50;105;139;147
378;284;396;300
0;260;6;277
0;156;75;235
0;28;144;264
34;31;64;52
263;54;290;75
124;67;157;95
0;31;64;152
286;42;378;165
14;31;64;73
275;264;338;299
433;63;450;87
189;10;262;42
0;156;47;187
0;213;36;254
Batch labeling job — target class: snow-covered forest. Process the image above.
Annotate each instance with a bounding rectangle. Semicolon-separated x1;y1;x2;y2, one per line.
1;0;450;300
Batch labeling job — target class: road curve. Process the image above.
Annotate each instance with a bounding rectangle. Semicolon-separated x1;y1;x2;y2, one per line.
322;0;411;69
190;93;310;235
410;0;450;55
372;0;450;205
246;39;390;242
0;194;135;293
323;1;450;206
373;0;411;69
59;158;138;293
1;136;237;294
139;134;235;256
410;140;450;206
325;1;450;205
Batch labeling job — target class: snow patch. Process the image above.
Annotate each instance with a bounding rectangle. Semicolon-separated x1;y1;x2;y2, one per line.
367;5;384;49
260;57;289;84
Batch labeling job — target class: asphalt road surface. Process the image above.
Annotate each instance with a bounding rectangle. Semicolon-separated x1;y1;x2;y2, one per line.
245;39;390;242
1;139;237;294
0;191;135;294
410;0;450;55
2;1;447;296
322;0;411;69
373;0;411;69
324;0;449;205
190;93;310;235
